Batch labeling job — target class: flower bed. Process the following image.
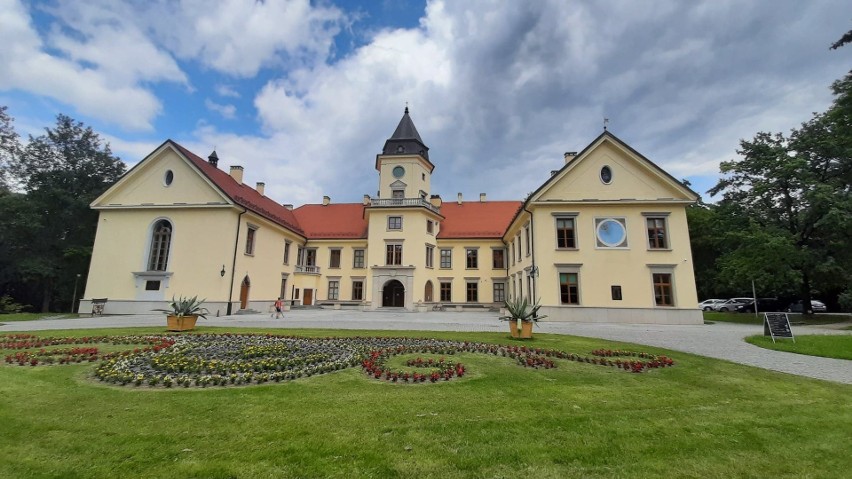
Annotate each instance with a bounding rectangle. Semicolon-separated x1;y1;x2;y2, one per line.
1;333;676;388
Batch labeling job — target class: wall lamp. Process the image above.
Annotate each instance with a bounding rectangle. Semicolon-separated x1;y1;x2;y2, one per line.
220;265;226;277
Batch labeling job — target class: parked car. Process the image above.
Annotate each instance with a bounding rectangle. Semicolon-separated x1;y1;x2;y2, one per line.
698;299;727;311
735;298;779;313
714;298;753;312
786;300;827;313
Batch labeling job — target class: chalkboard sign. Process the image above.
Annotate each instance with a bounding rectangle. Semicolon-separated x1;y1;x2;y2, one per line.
764;313;795;343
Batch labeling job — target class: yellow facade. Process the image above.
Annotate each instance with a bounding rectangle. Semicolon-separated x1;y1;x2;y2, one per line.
81;118;701;324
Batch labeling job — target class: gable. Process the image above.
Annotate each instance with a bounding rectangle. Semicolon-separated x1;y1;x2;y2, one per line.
94;144;230;208
533;134;697;203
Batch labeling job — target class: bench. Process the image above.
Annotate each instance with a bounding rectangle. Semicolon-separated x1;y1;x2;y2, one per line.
91;298;107;316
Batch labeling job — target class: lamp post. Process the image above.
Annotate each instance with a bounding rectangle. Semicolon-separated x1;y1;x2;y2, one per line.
71;274;81;314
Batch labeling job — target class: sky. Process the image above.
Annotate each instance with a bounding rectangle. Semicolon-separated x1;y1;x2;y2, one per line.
1;0;849;206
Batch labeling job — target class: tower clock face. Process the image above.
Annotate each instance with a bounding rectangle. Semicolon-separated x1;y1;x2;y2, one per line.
392;166;405;178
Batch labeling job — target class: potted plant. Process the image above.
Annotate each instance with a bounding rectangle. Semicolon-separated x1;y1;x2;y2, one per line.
499;296;547;339
155;296;209;331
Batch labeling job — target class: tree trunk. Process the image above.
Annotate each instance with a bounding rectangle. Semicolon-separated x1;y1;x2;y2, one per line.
801;272;813;316
41;281;51;313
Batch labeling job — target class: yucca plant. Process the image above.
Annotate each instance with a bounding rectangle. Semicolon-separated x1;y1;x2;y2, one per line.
499;296;547;323
155;295;209;319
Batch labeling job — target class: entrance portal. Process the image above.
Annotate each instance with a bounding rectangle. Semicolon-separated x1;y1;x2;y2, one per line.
382;280;405;307
240;276;251;309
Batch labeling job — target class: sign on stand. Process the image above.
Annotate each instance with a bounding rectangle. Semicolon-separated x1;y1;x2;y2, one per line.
763;312;795;343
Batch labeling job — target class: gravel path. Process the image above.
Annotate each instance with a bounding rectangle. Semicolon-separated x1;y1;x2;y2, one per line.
2;310;850;384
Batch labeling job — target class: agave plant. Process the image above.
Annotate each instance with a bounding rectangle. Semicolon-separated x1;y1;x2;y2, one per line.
499;296;547;323
155;295;209;319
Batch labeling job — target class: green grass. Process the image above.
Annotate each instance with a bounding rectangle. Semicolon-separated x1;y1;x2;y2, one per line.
1;326;851;478
0;312;78;322
745;334;852;360
704;311;850;325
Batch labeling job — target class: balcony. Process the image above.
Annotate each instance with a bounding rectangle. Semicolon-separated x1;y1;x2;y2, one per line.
295;265;321;274
370;197;441;214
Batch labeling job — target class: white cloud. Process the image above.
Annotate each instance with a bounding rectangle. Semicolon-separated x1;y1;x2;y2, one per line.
204;99;237;120
215;85;241;98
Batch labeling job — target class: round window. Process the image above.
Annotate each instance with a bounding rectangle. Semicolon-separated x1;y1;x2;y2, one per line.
392;166;405;178
164;170;174;186
597;218;626;247
600;165;612;184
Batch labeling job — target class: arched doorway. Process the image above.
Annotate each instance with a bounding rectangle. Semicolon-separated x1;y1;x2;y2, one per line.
382;279;405;307
240;275;251;309
424;281;433;302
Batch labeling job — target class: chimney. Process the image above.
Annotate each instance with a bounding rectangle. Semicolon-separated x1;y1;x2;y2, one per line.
564;151;577;164
479;193;486;203
322;195;330;206
430;194;442;208
283;204;293;211
457;192;463;205
229;165;244;184
255;182;265;196
208;150;219;168
362;194;371;206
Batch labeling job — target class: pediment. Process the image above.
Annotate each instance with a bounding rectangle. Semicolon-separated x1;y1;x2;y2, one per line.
389;180;408;188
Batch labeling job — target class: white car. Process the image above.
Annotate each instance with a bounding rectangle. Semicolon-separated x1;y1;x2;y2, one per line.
714;298;753;312
698;299;726;311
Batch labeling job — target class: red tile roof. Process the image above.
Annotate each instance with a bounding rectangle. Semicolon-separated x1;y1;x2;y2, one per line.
170;141;306;236
293;203;369;239
437;201;522;239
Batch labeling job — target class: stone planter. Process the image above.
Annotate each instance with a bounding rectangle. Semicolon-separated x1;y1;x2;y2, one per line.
166;314;198;332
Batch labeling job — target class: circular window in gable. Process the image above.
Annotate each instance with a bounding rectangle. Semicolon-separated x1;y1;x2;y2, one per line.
600;165;613;184
392;166;405;178
596;218;627;247
164;170;174;186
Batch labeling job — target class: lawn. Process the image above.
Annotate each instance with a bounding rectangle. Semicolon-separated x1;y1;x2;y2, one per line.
0;312;78;322
704;311;850;326
1;326;850;479
745;334;852;360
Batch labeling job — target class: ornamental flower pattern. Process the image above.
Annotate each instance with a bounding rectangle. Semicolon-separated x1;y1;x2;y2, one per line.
0;333;676;388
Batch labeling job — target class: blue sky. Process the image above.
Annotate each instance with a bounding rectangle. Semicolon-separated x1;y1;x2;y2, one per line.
1;0;849;206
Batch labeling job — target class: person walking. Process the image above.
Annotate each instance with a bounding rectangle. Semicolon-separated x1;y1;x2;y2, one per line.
274;298;283;319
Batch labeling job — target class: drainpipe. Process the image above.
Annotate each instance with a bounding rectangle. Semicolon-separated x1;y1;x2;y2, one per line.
523;202;536;303
227;207;247;315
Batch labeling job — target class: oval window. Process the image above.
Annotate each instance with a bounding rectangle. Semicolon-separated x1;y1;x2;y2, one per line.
600;166;612;184
164;170;174;186
597;218;626;247
392;166;405;178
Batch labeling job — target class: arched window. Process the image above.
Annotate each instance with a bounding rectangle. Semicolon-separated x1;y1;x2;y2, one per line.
148;220;172;271
425;280;433;302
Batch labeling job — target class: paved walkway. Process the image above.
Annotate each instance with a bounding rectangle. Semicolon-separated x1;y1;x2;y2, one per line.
2;310;850;384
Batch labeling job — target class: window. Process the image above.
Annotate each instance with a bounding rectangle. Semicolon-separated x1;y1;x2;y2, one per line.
559;272;579;304
283;241;291;264
492;249;505;269
297;246;304;265
517;236;522;262
329;249;341;268
525;227;531;257
611;285;622;301
388;216;402;230
280;278;288;299
392;189;404;199
556;217;576;248
426;245;434;268
466;248;478;269
386;244;402;265
304;249;317;266
294;288;300;300
352;281;364;300
440;249;452;268
145;280;160;291
646;217;668;249
653;273;673;306
164;170;174;186
466;282;478;302
328;280;339;300
510;240;515;265
440;282;452;302
245;226;257;255
493;282;506;302
353;249;365;268
596;218;628;248
148;219;172;271
426;220;434;234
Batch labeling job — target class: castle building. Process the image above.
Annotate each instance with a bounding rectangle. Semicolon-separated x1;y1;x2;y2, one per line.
81;108;701;324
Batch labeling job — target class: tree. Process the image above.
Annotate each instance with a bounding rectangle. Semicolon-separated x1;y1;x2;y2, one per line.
0;106;20;192
6;114;125;312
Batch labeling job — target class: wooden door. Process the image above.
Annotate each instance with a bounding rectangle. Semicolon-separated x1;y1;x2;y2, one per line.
303;289;313;306
240;276;250;309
